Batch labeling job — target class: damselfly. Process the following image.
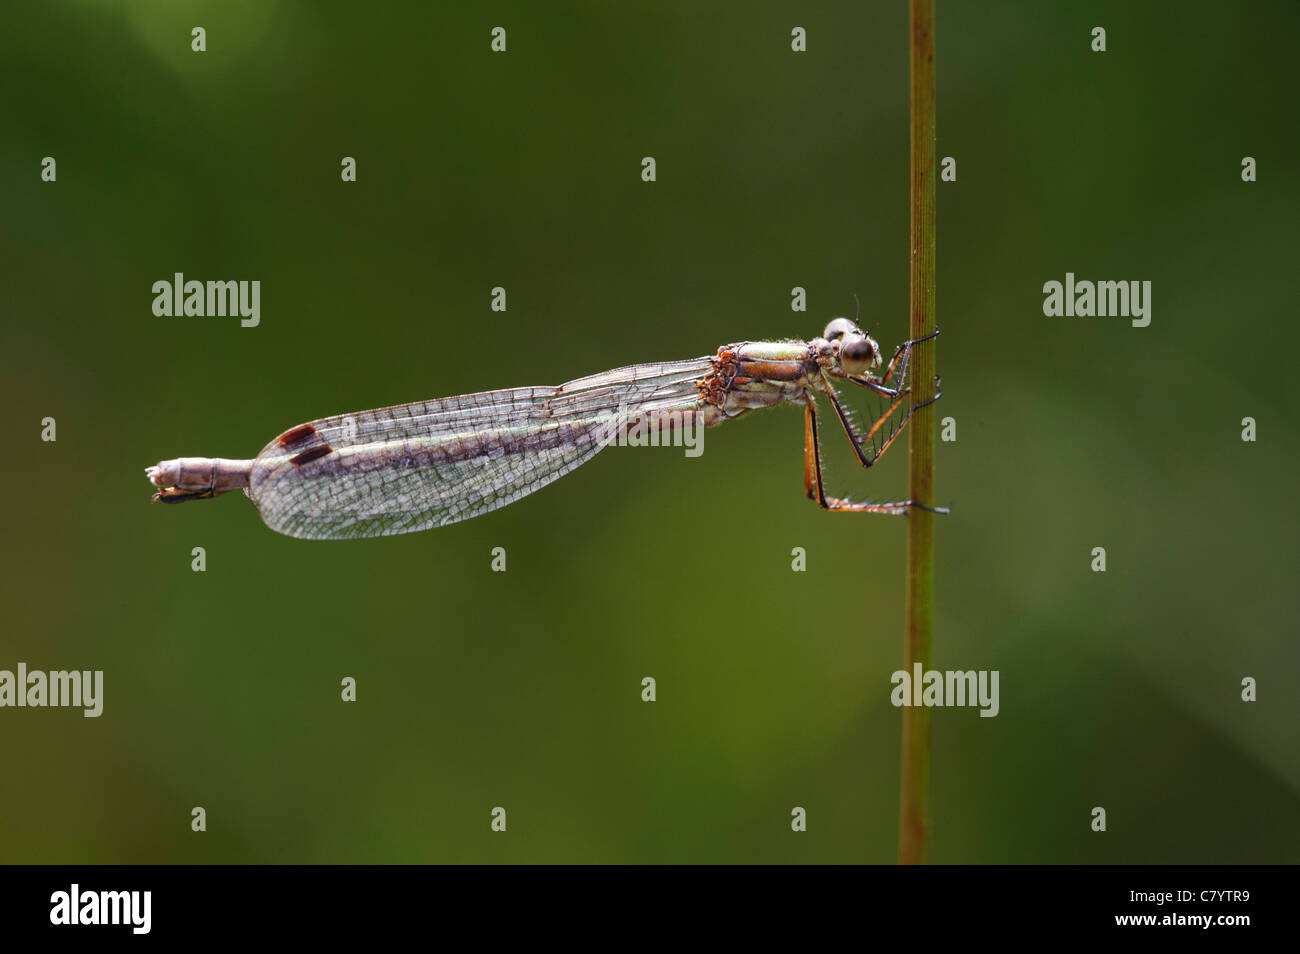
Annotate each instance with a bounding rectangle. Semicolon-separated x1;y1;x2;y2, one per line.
145;319;944;540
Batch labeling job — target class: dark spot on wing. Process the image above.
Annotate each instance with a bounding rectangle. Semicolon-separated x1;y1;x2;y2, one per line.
290;444;333;466
278;423;318;447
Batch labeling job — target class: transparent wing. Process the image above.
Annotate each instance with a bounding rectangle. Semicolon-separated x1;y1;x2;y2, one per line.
247;358;712;540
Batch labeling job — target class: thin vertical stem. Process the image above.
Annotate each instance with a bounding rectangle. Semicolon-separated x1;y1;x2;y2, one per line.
899;0;936;866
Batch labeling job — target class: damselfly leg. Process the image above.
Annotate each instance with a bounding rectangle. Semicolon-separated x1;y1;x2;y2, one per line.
821;375;942;470
802;325;948;515
804;399;927;513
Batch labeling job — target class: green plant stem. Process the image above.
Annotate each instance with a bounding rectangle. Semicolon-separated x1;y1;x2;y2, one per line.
899;0;937;866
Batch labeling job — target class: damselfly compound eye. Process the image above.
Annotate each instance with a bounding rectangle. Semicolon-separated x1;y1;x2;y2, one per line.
823;317;860;342
839;334;879;375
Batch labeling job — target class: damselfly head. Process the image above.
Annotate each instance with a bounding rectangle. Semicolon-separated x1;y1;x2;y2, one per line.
822;317;860;341
821;319;880;375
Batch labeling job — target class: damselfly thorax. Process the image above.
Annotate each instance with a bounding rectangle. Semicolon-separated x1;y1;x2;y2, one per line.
145;319;944;540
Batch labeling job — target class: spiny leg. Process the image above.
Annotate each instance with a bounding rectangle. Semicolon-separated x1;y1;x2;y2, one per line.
822;377;943;470
803;399;822;501
802;398;938;514
862;392;910;446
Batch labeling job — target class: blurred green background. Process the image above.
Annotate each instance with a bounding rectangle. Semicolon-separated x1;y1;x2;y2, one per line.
2;1;1296;863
